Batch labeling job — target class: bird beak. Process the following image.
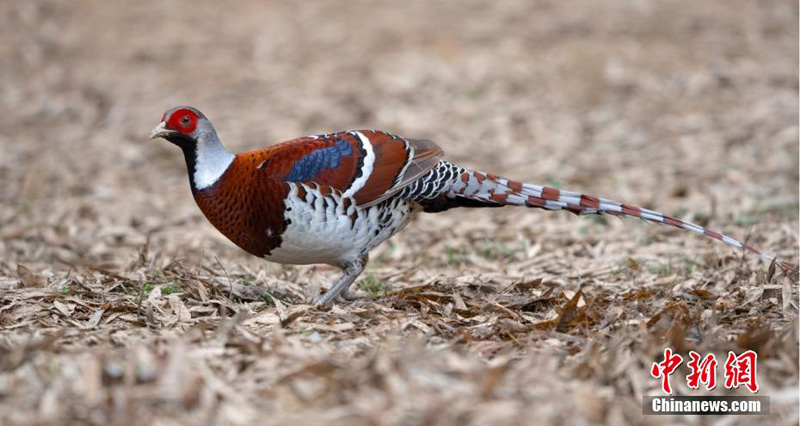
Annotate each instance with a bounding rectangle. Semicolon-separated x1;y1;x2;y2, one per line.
149;121;177;140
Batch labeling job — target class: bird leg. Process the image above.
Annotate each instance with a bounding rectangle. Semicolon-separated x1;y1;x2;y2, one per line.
313;254;367;307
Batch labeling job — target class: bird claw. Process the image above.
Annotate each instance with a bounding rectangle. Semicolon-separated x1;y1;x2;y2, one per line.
312;288;361;309
338;288;361;302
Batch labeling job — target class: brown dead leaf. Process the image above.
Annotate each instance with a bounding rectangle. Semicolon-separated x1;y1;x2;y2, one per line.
167;295;192;323
782;278;793;315
147;286;162;302
597;306;624;330
17;265;45;288
269;294;288;321
688;289;716;299
623;288;657;301
280;308;307;328
742;287;764;306
52;300;71;317
766;258;777;283
497;318;527;334
86;309;105;328
556;289;584;333
453;291;467;310
666;315;687;352
647;301;690;328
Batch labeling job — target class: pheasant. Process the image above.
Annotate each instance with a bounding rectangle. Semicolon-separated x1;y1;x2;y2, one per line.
150;106;795;307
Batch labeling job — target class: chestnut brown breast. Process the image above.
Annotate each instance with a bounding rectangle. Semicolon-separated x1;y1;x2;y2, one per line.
192;154;290;257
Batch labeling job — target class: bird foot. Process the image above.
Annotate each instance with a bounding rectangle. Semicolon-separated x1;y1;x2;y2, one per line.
312;255;368;308
313;288;364;309
338;288;362;302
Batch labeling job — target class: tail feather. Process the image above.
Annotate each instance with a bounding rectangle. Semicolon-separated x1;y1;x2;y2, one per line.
447;169;797;275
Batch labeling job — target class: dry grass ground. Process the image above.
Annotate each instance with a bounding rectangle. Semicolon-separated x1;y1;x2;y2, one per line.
1;1;798;425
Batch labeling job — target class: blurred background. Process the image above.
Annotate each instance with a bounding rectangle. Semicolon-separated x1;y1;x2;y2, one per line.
2;0;797;269
1;1;798;425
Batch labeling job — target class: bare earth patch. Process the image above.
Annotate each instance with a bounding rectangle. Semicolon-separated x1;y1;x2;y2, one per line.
1;1;798;425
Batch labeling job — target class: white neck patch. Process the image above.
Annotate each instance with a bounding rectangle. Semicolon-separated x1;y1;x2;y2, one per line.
194;122;235;190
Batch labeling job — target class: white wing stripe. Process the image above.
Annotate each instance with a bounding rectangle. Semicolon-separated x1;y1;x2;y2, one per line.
343;131;375;198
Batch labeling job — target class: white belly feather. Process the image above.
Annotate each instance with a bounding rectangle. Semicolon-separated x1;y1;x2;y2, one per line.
264;183;416;266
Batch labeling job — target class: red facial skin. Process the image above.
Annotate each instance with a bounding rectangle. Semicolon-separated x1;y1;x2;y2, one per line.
166;108;198;134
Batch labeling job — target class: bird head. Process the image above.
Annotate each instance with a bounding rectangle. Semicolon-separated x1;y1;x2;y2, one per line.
150;106;211;149
150;106;234;190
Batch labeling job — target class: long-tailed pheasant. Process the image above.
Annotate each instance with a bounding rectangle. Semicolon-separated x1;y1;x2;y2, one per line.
150;106;794;306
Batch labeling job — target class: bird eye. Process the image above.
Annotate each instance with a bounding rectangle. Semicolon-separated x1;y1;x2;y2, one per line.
180;115;192;126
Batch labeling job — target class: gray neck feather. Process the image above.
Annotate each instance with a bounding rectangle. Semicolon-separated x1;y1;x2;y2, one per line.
194;121;235;190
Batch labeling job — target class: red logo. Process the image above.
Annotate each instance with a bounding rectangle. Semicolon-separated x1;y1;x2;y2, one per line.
724;350;759;393
650;348;683;394
651;349;759;394
686;351;717;390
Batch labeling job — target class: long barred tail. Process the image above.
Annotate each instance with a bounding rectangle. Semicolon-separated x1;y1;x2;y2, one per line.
405;162;796;275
